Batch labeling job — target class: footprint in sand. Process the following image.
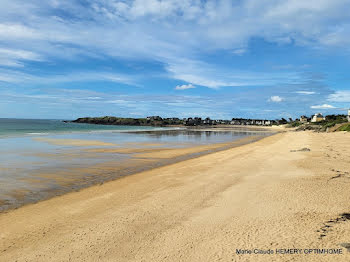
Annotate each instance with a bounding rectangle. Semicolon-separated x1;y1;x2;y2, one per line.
340;243;350;252
318;213;350;239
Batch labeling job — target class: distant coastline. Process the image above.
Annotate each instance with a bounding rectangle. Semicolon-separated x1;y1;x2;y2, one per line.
70;116;279;127
70;114;350;132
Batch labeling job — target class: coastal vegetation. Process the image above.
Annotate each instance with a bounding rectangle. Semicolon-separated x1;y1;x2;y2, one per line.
73;117;153;126
338;123;350;132
71;116;277;127
288;114;349;132
71;114;350;131
71;116;182;126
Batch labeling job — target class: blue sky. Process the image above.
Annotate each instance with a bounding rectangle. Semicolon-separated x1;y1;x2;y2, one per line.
0;0;350;120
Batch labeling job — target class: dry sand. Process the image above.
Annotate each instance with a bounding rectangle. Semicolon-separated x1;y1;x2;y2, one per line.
1;131;350;261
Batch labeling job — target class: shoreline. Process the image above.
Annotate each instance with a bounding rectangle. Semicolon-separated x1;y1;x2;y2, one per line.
0;131;273;213
1;130;349;261
0;124;278;140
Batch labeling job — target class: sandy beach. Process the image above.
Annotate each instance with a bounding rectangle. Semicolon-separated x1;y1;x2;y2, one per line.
1;130;350;261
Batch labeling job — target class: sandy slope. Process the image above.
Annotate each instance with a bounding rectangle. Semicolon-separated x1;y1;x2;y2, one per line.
1;131;350;261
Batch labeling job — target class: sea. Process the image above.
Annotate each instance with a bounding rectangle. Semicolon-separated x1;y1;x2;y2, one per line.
0;118;166;137
0;118;272;211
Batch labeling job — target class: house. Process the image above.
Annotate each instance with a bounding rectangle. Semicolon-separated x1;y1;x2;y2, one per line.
230;118;243;125
203;117;212;125
184;117;202;126
229;118;273;126
311;113;325;123
299;116;308;123
348;109;350;122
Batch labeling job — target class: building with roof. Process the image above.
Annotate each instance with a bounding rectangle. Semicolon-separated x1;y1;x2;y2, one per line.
299;116;308;123
311;113;325;123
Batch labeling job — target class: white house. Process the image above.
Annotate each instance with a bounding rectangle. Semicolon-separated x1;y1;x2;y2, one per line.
347;109;350;122
311;113;325;123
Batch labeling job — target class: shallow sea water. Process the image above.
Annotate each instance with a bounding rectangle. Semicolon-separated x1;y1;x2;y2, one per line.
0;119;272;211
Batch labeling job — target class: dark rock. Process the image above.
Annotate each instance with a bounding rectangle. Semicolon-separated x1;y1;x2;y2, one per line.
290;148;311;152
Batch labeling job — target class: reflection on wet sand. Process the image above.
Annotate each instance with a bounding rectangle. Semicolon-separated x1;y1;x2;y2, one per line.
85;148;169;154
124;142;166;147
0;129;273;212
34;138;118;146
126;129;268;138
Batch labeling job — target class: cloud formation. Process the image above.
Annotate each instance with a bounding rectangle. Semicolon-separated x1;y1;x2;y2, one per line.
0;0;349;119
328;91;350;102
310;104;336;109
0;69;136;85
0;0;350;88
296;91;316;95
269;96;284;102
175;84;196;90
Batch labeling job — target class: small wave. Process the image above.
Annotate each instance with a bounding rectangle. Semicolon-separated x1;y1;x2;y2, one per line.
0;126;184;139
27;132;50;135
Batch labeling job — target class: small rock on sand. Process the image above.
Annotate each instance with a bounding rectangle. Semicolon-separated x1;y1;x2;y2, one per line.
290;147;311;152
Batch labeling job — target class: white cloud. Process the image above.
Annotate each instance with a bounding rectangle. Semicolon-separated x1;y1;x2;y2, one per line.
232;48;246;55
0;48;43;67
296;91;316;95
269;96;284;102
310;104;336;109
175;84;196;90
0;23;40;40
328;91;350;102
0;69;136;85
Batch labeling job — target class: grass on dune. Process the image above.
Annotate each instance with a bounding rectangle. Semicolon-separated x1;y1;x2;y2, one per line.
338;123;350;132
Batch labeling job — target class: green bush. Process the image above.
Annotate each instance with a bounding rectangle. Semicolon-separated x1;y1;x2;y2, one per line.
323;122;336;128
338;123;350;132
287;121;303;127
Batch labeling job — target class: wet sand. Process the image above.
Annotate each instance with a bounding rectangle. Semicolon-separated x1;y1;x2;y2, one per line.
1;131;350;261
33;138;118;146
0;133;267;212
